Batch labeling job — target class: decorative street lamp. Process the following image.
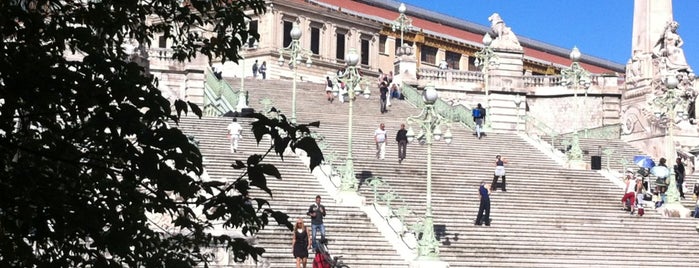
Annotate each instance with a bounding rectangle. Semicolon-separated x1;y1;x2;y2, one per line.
391;3;413;49
650;71;694;205
278;22;313;124
405;84;452;261
474;33;499;131
336;48;371;192
560;46;591;167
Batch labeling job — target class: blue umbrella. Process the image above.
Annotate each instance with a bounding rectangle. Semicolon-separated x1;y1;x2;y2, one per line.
634;155;655;169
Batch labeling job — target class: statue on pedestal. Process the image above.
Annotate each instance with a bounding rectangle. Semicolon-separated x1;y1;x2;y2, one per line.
487;13;522;51
653;20;692;74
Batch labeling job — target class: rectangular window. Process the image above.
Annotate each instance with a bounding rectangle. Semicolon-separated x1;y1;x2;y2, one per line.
445;51;461;70
336;32;345;60
158;35;167;48
283;21;293;48
248;20;259;48
379;35;387;54
421;45;438;65
310;27;320;55
361;39;370;65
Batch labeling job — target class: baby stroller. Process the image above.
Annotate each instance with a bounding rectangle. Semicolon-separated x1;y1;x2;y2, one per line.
313;238;349;268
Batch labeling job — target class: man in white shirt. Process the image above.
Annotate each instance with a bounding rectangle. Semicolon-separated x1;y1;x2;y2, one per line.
374;123;387;160
226;118;243;153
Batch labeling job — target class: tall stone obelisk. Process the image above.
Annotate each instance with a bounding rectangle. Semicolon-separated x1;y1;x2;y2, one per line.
631;0;673;57
627;0;673;84
622;0;698;160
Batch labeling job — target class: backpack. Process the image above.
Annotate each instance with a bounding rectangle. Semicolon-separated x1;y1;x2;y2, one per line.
312;252;331;268
472;108;482;118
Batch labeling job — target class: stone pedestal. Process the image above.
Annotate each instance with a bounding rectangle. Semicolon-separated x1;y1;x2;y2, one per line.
491;50;524;83
394;55;417;86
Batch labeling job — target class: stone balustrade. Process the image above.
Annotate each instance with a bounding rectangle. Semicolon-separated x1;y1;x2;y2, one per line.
416;67;623;94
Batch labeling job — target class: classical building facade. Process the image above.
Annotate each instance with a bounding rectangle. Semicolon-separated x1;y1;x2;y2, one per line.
147;0;627;134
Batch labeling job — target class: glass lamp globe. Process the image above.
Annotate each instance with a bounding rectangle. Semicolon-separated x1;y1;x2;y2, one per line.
569;46;582;62
290;23;302;40
423;84;438;104
346;48;360;67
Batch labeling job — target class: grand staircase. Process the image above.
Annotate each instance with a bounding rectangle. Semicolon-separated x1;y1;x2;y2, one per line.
177;77;699;267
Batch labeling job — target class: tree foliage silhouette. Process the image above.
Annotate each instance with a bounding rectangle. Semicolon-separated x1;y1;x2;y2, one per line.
0;1;324;267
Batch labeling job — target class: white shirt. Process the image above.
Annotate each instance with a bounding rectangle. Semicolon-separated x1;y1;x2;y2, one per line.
227;122;242;137
625;178;637;193
374;128;387;143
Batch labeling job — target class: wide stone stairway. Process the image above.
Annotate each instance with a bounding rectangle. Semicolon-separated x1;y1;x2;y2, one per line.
178;77;699;267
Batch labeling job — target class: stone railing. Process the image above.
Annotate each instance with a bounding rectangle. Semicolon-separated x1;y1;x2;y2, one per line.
148;47;175;61
416;67;621;91
523;75;561;87
416;68;483;84
401;83;475;129
203;67;242;116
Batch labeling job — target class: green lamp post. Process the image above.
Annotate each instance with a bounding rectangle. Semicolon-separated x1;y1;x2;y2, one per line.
336;48;371;192
391;3;413;49
474;33;499;131
560;46;591;167
650;72;686;205
405;84;452;260
278;22;313;124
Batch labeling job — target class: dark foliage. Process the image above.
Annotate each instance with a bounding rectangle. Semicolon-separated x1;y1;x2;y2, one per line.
0;0;324;267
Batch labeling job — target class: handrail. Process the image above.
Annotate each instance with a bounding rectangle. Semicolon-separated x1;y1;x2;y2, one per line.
401;83;475;129
367;177;419;250
558;124;622;140
521;114;563;155
310;128;418;251
203;67;243;116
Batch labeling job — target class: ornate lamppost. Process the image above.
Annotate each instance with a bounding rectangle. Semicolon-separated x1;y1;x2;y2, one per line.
336;48;371;192
391;3;413;49
650;71;694;205
560;46;591;168
474;33;499;131
278;22;312;124
405;84;452;261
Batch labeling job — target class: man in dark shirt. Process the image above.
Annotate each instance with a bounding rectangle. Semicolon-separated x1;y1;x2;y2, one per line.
674;158;686;199
307;195;326;250
472;103;486;139
379;81;389;114
396;123;408;163
475;180;491;226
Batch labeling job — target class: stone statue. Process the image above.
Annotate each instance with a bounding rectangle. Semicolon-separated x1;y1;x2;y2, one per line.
487;13;522;51
653;20;692;73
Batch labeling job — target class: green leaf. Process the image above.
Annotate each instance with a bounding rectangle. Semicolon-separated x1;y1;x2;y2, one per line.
274;137;291;159
258;164;281;180
292;137;324;171
248;166;271;196
188;101;203;118
268;210;292;230
174;99;188;118
231;160;245;169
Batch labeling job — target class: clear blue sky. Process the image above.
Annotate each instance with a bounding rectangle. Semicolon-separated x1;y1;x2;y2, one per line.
398;0;699;68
